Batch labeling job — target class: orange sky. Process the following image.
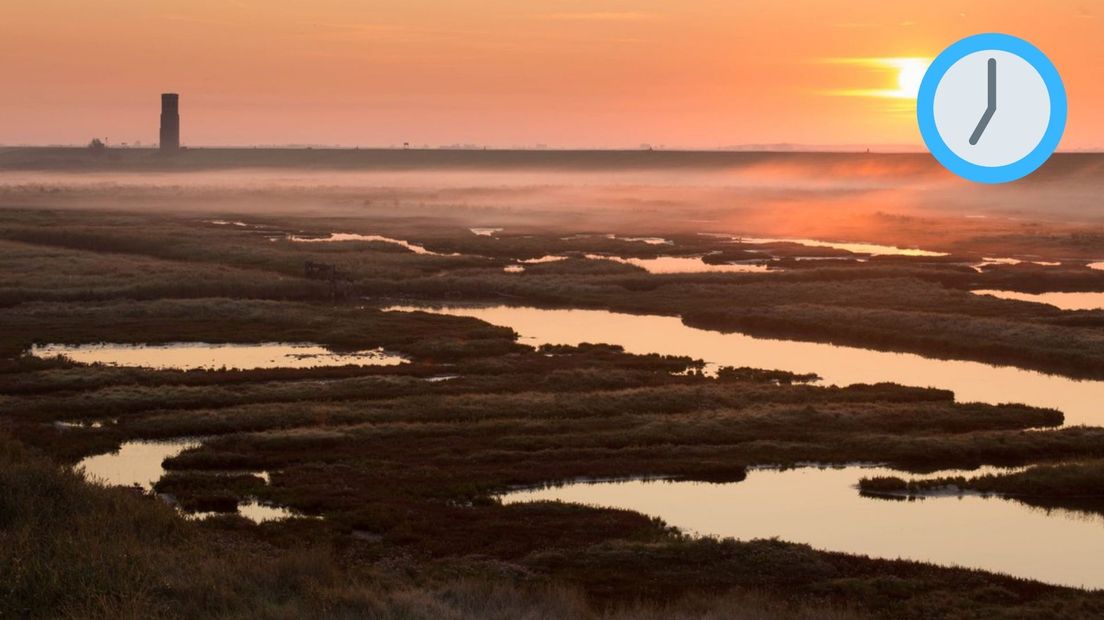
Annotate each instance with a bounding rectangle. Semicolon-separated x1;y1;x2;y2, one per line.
2;1;1101;149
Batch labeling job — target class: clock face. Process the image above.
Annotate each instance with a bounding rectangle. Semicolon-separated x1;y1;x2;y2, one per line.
917;33;1066;184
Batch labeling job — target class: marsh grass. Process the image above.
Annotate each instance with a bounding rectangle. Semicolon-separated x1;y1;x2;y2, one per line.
0;298;520;360
0;239;328;307
860;460;1104;516
6;207;1104;376
7;205;1104;617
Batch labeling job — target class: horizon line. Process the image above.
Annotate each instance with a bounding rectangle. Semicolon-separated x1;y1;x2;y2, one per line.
2;144;1102;154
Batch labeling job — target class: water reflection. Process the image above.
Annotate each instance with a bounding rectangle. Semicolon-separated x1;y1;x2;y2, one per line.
501;465;1104;590
288;233;451;255
737;236;946;257
617;235;672;245
974;258;1062;269
562;234;673;246
973;289;1104;311
189;499;299;524
387;305;1104;426
585;254;771;274
521;255;568;264
32;342;406;370
78;441;300;523
54;419;109;429
77;439;200;491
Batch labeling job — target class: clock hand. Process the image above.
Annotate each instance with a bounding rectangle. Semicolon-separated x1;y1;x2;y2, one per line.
969;58;997;145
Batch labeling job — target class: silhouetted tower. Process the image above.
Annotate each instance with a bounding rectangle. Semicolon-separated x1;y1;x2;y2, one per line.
159;93;180;152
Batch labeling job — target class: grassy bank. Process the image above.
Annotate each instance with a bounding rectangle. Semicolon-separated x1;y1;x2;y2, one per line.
860;460;1104;515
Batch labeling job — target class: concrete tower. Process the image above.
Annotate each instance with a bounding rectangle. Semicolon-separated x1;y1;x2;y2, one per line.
159;93;180;152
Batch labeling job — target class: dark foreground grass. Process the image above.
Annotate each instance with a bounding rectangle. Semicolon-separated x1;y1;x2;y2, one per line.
1;435;882;620
0;435;579;619
7;435;1104;619
531;538;1104;619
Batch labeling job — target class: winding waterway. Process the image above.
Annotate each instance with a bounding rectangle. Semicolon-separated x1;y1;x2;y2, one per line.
389;303;1104;588
501;466;1104;590
386;304;1104;427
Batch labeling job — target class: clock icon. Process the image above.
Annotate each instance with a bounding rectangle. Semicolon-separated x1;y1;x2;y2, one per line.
917;33;1067;184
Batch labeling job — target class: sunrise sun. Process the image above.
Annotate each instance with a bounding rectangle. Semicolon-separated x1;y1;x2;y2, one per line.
889;57;928;98
828;57;931;99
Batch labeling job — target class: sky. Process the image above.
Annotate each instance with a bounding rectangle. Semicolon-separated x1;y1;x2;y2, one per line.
1;0;1101;149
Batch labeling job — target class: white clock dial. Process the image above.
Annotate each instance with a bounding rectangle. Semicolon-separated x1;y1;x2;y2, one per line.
932;50;1051;168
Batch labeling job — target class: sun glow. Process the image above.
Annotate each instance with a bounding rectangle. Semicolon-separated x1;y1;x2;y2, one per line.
828;57;932;99
892;58;929;98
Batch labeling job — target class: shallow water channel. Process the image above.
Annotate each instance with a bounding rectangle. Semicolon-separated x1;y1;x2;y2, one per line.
387;305;1104;427
501;465;1104;590
588;254;771;274
32;342;405;370
287;232;453;256
736;236;947;257
973;289;1104;311
77;439;296;523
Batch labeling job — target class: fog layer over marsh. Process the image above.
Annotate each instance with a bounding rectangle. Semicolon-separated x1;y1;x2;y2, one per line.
3;150;1104;241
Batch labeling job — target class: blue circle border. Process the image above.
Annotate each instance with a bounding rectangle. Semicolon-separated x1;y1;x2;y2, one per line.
916;33;1067;184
